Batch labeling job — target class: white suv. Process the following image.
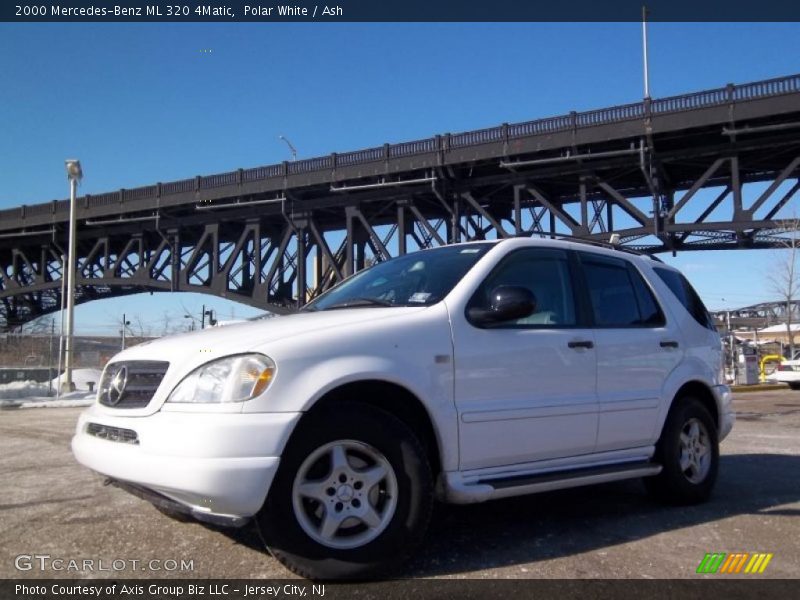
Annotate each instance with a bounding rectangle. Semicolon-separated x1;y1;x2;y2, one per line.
72;238;734;579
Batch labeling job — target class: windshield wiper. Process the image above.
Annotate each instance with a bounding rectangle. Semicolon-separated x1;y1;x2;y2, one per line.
322;297;395;310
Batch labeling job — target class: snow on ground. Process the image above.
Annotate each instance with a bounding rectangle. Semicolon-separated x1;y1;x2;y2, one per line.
0;380;50;400
0;368;101;409
50;368;103;392
3;394;96;409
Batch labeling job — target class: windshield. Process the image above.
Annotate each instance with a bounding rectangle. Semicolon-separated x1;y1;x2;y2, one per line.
303;243;495;311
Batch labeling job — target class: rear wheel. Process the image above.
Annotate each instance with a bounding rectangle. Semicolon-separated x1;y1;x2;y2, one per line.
645;397;719;505
788;382;800;391
258;402;433;580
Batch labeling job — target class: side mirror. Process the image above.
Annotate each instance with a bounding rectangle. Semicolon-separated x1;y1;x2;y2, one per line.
468;285;537;326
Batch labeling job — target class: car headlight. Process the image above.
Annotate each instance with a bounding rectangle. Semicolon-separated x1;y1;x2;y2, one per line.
166;354;276;404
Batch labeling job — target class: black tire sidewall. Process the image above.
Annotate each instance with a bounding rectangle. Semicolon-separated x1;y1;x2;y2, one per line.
258;402;432;579
654;397;719;503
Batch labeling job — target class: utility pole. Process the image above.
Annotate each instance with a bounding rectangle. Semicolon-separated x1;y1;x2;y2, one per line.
201;304;206;329
56;254;66;400
48;318;54;396
726;310;736;383
121;313;131;350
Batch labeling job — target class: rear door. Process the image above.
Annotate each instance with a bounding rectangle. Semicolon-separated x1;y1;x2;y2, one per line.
577;253;683;452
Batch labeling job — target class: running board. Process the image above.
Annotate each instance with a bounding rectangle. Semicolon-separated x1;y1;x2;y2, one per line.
443;462;662;504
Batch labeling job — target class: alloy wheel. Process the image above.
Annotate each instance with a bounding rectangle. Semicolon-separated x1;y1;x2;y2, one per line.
291;440;398;550
679;417;712;484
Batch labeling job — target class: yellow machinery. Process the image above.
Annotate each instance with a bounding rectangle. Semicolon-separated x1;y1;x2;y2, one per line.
760;354;784;382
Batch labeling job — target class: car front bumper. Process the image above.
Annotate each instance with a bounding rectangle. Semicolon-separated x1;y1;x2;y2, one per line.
71;404;301;522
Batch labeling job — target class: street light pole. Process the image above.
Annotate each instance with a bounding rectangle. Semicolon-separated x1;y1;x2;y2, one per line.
56;254;66;399
48;318;54;396
279;135;298;161
62;159;83;393
121;313;131;350
726;310;736;383
642;5;651;99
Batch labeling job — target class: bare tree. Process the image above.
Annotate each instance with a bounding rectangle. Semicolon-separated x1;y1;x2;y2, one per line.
156;307;197;336
179;301;200;331
23;315;54;335
767;219;800;358
131;314;152;338
161;310;173;336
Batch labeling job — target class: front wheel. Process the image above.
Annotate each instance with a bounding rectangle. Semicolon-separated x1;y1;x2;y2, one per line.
645;397;719;505
788;382;800;391
257;402;433;580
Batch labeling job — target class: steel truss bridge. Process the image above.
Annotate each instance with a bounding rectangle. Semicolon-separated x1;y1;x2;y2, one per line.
712;301;800;331
1;73;800;330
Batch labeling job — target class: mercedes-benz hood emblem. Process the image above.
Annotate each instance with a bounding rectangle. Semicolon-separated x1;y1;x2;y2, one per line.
106;366;128;406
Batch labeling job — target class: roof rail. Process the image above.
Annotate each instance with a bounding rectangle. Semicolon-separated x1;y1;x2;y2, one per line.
525;232;663;261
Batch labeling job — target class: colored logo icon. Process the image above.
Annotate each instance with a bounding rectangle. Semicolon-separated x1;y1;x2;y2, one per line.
697;553;773;574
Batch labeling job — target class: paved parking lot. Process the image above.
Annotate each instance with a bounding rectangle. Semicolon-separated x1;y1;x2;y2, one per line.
1;390;798;579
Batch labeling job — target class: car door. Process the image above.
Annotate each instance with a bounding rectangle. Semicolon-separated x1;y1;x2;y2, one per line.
451;247;599;471
577;252;683;452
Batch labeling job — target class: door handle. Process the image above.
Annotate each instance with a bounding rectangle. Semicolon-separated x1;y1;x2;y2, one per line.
660;340;679;348
568;340;594;349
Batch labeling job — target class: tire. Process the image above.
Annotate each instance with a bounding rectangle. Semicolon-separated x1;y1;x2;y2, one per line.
645;397;719;505
257;402;433;580
788;382;800;391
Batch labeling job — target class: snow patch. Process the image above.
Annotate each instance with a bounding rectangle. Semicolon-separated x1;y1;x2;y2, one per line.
0;395;95;410
50;368;103;391
0;380;50;399
0;367;101;408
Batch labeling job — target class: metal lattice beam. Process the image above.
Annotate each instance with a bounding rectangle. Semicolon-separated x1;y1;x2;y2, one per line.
2;73;800;330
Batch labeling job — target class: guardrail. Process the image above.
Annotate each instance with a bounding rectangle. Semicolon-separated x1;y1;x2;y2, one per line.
2;73;798;226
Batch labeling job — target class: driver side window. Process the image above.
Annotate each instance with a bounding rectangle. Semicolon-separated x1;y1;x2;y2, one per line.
471;248;577;327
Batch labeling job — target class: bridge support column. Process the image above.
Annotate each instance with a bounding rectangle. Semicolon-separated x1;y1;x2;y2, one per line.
295;226;306;307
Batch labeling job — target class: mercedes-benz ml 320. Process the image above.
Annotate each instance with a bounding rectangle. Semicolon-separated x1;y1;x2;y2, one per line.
73;238;734;579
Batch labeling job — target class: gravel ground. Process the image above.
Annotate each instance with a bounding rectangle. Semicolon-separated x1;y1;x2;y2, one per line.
1;390;798;580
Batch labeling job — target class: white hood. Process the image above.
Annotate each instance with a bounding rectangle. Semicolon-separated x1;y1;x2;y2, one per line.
95;307;426;415
120;307;423;361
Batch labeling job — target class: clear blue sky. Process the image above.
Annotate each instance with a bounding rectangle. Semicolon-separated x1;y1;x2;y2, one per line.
1;22;799;335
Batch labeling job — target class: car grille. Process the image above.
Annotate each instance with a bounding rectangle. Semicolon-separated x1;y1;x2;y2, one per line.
98;361;170;409
86;423;139;444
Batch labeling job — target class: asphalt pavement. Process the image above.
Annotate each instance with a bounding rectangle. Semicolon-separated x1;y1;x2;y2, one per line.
1;390;798;579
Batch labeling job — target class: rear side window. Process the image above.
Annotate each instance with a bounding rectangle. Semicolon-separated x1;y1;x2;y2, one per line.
629;267;665;326
580;254;665;327
653;267;716;331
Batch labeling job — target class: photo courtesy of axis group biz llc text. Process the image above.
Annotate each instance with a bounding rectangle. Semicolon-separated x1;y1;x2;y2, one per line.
16;583;326;597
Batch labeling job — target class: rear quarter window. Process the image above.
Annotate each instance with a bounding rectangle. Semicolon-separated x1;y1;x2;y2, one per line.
653;267;716;331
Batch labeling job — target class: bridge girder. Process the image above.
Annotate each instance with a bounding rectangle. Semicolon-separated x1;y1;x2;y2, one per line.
1;74;800;330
